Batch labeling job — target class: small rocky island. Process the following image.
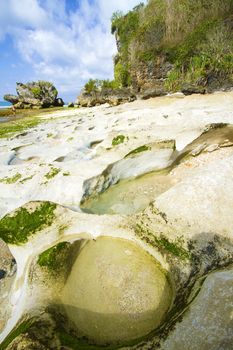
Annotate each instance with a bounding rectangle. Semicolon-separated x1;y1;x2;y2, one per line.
4;81;64;109
0;0;233;349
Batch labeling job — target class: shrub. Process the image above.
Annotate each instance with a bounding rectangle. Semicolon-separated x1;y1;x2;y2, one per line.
84;79;120;93
31;87;42;98
114;62;131;87
84;79;99;93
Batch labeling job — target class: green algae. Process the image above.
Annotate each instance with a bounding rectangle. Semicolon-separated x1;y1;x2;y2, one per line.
0;202;57;245
19;175;34;184
112;135;125;146
58;331;119;350
45;167;61;180
0;118;40;139
0;173;22;184
135;224;190;260
0;318;35;350
0;107;65;139
126;145;151;157
38;242;70;271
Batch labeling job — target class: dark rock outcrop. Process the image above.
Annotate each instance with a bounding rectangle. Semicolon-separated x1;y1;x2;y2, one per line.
4;81;64;109
130;58;173;93
76;88;136;107
181;84;206;96
137;87;166;100
54;98;65;107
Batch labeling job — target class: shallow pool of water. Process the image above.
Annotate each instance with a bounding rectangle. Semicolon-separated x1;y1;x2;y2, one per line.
81;170;173;215
61;237;173;345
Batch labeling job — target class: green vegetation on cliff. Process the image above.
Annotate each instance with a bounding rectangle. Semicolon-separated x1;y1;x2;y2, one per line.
111;0;233;91
84;79;119;93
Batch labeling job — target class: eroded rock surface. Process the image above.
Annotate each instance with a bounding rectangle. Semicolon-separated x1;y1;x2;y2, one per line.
0;92;233;349
161;269;233;350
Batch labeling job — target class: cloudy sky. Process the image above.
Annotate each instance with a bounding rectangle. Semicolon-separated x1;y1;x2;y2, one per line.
0;0;146;102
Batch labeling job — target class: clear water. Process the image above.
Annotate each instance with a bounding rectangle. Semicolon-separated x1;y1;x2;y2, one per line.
81;125;233;216
61;237;173;345
81;169;173;215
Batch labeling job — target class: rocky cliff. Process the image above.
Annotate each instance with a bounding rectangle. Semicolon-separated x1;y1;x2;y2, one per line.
112;0;233;95
77;0;233;106
4;81;64;109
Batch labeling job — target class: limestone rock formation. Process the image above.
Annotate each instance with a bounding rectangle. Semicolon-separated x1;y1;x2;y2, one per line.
4;81;64;109
0;92;233;349
76;87;136;107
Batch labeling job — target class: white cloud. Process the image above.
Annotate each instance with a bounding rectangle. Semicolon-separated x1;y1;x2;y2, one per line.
0;0;147;100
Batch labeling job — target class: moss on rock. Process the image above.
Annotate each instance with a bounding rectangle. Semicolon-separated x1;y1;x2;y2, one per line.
135;223;190;260
0;173;22;184
38;242;71;272
45;167;61;180
0;202;57;245
126;145;151;157
112;135;126;146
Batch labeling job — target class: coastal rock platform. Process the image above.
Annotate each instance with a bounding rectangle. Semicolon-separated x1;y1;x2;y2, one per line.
0;91;233;349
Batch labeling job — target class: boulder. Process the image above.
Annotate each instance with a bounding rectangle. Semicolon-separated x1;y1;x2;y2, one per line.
181;84;206;96
161;269;233;350
137;87;166;100
67;102;74;108
4;81;63;109
76;88;136;107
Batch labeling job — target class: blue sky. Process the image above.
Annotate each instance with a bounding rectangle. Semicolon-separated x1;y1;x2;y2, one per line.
0;0;146;102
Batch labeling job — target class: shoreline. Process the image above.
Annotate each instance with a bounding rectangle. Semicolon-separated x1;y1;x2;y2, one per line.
0;106;66;122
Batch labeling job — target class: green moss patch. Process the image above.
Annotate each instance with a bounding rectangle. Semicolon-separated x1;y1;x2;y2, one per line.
112;135;125;146
0;118;40;139
58;331;118;350
0;318;35;350
63;172;70;177
135;224;190;260
38;242;70;271
0;202;57;245
45;167;61;180
0;173;22;184
126;145;151;157
19;175;34;184
0;107;64;139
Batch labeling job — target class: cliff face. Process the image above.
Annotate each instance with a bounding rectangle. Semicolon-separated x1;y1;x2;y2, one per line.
112;0;233;95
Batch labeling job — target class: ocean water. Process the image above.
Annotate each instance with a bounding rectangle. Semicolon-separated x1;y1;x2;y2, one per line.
0;101;11;109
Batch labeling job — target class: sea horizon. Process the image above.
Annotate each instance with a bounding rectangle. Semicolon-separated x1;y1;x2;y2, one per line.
0;101;11;109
